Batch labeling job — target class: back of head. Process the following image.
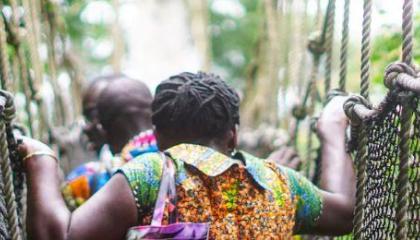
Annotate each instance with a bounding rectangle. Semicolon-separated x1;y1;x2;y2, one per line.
96;76;153;153
152;72;240;146
83;74;125;106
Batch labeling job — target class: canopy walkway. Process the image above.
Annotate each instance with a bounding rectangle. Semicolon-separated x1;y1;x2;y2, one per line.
0;0;418;239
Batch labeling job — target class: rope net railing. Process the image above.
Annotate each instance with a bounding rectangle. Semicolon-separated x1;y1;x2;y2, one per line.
345;79;420;239
409;97;420;238
291;1;419;239
289;0;337;183
361;94;400;239
344;0;419;239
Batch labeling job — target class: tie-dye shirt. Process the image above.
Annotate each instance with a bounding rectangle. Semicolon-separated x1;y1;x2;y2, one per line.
62;130;158;209
118;144;323;239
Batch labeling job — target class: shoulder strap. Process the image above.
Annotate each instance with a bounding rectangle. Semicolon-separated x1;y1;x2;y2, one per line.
150;153;177;226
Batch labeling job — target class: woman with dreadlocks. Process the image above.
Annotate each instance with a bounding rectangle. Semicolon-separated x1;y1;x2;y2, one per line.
20;72;355;239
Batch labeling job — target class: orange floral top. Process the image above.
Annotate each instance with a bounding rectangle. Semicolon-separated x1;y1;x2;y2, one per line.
117;144;323;239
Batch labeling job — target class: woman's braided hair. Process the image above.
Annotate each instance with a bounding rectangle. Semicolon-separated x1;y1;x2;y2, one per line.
152;72;240;140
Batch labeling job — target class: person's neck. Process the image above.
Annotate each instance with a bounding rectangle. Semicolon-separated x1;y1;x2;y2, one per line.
206;142;230;156
109;127;151;154
160;139;230;157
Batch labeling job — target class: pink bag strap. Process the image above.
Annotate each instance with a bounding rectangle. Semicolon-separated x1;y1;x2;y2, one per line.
151;153;177;226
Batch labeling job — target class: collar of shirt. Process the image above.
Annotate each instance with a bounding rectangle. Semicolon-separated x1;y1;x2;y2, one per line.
165;143;288;206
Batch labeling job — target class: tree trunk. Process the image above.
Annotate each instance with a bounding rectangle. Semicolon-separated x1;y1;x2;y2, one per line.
241;0;280;128
185;0;211;71
111;0;124;73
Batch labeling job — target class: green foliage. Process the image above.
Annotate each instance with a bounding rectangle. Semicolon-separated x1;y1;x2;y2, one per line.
61;0;113;70
209;0;263;87
370;14;420;87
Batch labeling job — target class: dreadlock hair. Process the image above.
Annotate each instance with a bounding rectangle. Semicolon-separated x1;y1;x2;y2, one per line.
152;72;240;142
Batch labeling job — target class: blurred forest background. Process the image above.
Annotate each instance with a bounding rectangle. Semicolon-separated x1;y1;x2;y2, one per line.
0;0;419;169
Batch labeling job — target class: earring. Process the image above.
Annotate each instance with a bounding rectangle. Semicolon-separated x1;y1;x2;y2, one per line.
230;148;237;158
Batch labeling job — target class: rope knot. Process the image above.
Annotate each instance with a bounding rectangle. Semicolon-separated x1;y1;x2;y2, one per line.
307;31;325;56
326;89;348;103
0;91;16;123
310;117;319;133
292;105;307;120
343;95;371;126
384;62;416;89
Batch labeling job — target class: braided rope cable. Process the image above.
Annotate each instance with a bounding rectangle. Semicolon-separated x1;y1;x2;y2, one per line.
5;0;35;136
304;54;321;178
7;0;20;47
16;45;35;136
1;6;25;235
8;0;20;92
352;124;367;239
401;0;413;66
339;0;350;91
11;55;20;93
43;0;67;126
396;1;414;238
360;0;372;99
296;0;309;96
308;56;321;120
0;93;22;240
22;0;43;99
352;2;372;236
351;2;372;238
0;176;10;240
290;29;324;147
29;0;42;46
22;0;52;139
305;120;314;177
300;28;325;180
324;0;335;95
397;98;412;239
0;12;11;90
343;96;370;239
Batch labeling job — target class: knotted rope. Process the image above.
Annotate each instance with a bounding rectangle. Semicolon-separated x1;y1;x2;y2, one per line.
344;96;370;239
384;62;419;94
287;24;325;146
324;0;335;94
0;9;23;240
0;180;10;239
0;91;22;240
0;11;11;91
4;0;35;136
338;0;350;91
396;1;414;238
22;0;43;97
344;0;417;238
402;0;413;66
348;0;372;237
360;0;372;99
300;32;324;178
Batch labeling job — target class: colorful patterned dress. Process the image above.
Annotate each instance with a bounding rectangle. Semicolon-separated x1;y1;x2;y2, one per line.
118;144;323;239
62;130;158;209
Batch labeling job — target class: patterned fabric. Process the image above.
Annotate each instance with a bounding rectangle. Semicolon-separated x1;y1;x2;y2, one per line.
62;130;158;209
121;130;158;163
279;167;323;231
118;144;323;238
62;161;111;209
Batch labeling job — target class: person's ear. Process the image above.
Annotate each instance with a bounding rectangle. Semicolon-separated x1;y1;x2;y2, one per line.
153;128;165;150
153;128;159;143
97;123;108;139
227;125;238;152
